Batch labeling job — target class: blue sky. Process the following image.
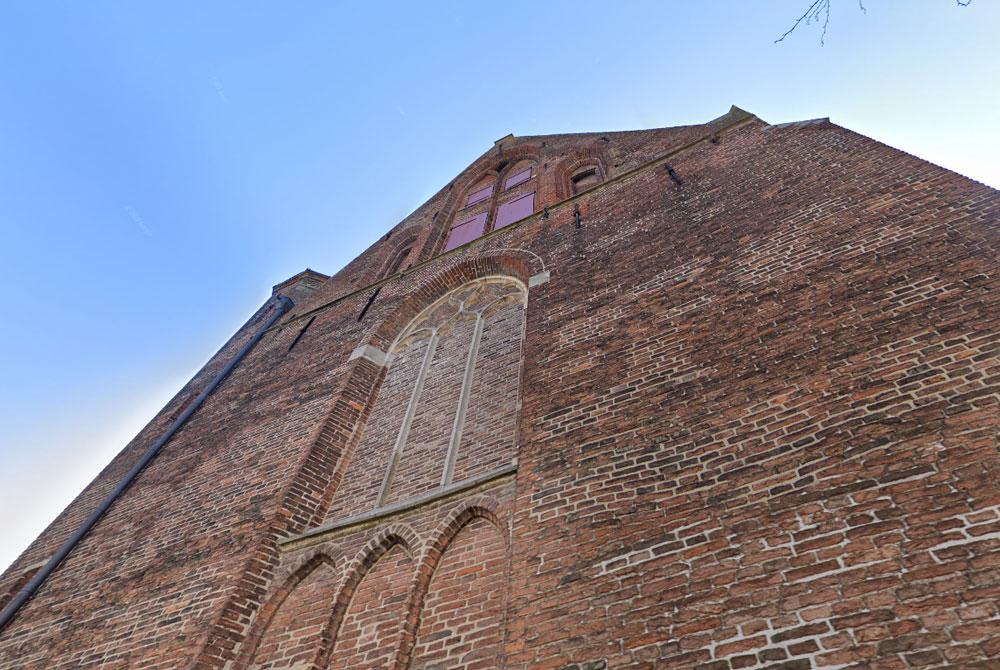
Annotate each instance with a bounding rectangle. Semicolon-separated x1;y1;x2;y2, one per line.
1;1;997;572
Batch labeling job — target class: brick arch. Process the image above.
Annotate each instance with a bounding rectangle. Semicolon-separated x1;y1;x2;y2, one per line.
234;550;341;669
394;498;511;669
453;167;500;210
448;143;542;209
377;232;421;279
366;252;534;353
468;169;500;190
315;523;421;668
497;157;537;190
422;496;510;567
390;275;527;354
494;148;541;185
553;147;611;200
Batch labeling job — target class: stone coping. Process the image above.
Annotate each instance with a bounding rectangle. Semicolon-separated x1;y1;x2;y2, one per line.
280;462;517;551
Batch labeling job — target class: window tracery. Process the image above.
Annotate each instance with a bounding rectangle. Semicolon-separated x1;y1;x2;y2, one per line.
324;277;527;522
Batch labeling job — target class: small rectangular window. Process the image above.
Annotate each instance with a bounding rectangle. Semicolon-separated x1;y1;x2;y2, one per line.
443;213;488;251
495;192;535;229
465;184;493;207
504;168;532;190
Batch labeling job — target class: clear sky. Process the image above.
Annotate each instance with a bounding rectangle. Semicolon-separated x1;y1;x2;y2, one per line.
1;1;997;573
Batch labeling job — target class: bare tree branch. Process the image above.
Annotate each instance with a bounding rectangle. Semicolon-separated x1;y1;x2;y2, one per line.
777;0;972;44
775;0;830;44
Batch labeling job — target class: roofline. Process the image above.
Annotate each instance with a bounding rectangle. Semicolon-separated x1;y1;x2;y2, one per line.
272;268;330;294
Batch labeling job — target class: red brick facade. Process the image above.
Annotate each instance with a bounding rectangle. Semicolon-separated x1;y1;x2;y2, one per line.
2;107;999;669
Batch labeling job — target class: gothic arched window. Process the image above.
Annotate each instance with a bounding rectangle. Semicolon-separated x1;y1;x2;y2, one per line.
325;277;526;522
442;161;539;253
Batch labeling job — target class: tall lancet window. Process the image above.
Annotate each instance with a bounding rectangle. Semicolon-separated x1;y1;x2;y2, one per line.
325;277;526;522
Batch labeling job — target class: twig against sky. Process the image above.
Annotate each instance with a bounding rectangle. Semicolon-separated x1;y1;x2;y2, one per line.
776;0;972;44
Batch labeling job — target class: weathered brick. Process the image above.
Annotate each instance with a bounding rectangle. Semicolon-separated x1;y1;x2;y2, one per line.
1;107;998;670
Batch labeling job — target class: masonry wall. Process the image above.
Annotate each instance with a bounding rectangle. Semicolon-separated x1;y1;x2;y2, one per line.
1;109;998;670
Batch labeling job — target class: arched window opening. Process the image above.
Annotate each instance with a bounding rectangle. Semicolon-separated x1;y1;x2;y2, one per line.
570;165;602;194
385;245;413;277
324;277;527;523
441;159;540;254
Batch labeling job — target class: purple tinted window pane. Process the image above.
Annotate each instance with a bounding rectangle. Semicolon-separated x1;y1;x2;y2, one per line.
504;167;532;190
495;192;535;229
466;184;494;207
443;213;487;251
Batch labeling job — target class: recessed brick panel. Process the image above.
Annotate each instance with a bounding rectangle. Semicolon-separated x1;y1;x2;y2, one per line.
409;517;508;670
248;561;338;669
328;544;413;668
325;337;430;521
453;299;523;481
386;316;474;503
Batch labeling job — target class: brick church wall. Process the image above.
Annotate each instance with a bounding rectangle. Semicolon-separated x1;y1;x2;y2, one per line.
1;107;998;669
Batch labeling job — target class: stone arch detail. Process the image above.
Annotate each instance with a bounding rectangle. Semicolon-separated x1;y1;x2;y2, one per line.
395;499;511;669
237;551;341;670
388;275;527;354
366;253;533;353
318;524;421;668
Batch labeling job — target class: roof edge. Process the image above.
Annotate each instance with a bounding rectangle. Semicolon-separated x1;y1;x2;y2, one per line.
272;268;330;295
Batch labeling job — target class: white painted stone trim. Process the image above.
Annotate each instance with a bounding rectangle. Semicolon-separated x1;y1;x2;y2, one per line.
349;344;388;367
377;332;438;505
442;314;484;486
528;270;550;288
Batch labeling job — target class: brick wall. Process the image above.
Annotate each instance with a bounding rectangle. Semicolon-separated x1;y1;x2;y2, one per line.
408;516;508;670
1;107;998;669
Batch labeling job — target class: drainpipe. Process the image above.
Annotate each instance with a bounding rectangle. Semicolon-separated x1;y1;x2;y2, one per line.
0;294;295;634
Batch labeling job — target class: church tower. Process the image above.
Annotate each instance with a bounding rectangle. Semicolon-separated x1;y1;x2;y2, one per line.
2;107;999;669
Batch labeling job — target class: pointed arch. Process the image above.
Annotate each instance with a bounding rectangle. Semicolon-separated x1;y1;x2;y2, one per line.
378;233;421;279
323;257;532;523
365;253;534;353
317;524;421;669
387;275;527;355
444;143;541;216
237;551;341;669
421;497;510;572
396;499;511;669
431;144;544;255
